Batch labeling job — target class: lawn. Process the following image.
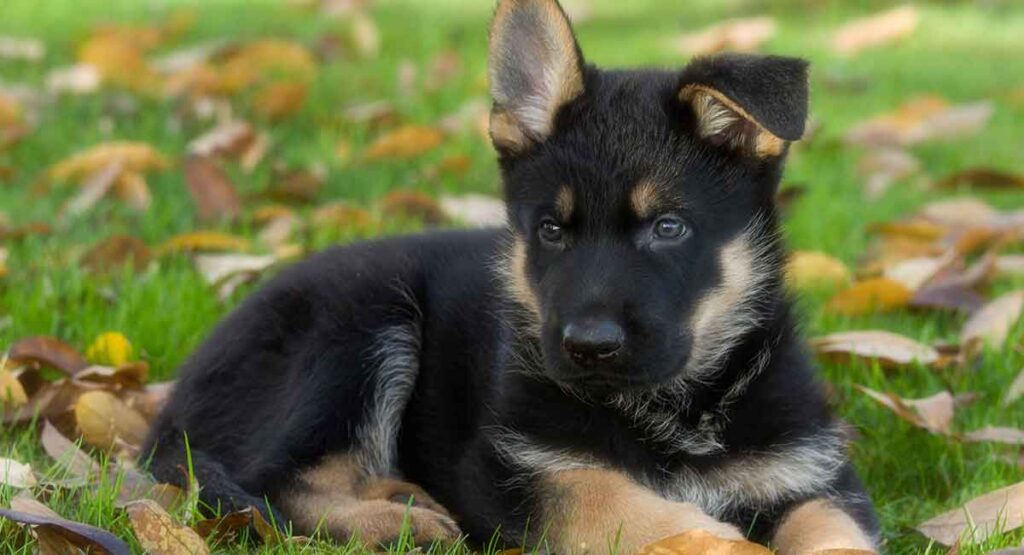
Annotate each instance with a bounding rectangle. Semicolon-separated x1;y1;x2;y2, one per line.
2;0;1024;553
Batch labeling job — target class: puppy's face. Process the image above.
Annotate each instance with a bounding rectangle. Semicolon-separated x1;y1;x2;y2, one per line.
489;0;807;395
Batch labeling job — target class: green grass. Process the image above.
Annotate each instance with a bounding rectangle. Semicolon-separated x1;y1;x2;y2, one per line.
2;0;1024;553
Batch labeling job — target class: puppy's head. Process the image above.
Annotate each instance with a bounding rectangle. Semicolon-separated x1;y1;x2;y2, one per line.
491;0;806;395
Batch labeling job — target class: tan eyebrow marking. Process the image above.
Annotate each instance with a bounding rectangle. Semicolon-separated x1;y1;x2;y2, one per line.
630;180;665;219
555;185;574;221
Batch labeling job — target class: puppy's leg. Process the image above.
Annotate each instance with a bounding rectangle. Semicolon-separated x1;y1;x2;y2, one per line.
543;468;742;554
771;499;876;554
277;455;460;547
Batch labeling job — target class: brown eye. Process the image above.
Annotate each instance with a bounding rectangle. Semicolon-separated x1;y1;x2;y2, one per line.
538;219;563;244
654;217;687;240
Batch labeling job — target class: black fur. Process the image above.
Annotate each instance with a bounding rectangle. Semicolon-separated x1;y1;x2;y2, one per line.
143;4;879;550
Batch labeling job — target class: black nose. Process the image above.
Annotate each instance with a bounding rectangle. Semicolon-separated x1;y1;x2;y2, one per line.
562;320;624;366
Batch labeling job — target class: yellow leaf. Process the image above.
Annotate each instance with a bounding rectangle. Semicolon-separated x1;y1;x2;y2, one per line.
0;368;27;406
252;81;307;120
74;390;150;451
216;39;316;95
825;278;911;316
85;332;135;367
640;529;771;555
785;251;851;291
127;499;211;555
77;34;160;93
157;231;250;255
364;126;445;161
48;141;169;183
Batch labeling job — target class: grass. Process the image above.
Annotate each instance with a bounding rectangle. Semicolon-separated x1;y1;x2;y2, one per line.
2;0;1024;553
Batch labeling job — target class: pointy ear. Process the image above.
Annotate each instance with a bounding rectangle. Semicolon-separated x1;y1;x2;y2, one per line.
488;0;585;154
678;53;809;159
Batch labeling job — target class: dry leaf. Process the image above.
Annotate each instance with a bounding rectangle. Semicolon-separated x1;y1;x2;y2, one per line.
380;191;447;225
76;363;149;390
936;168;1024;191
0;458;37;488
311;202;376;234
365;125;444;160
81;235;151;274
77;33;159;92
832;5;919;56
126;499;211;555
857;148;920;199
961;290;1024;351
812;330;940;369
0;499;131;555
194;507;257;541
158;231;250;254
114;171;152;211
213;39;316;95
1;367;28;406
884;255;953;292
9;336;89;375
1005;368;1024;408
920;198;1000;229
48;141;169;183
46;64;102;95
844;97;993;148
917;481;1024;546
857;386;955;435
184;155;241;223
41;420;101;485
350;11;380;58
74;390;149;451
264;166;325;204
188;121;255;158
60;160;122;219
252;81;306;120
639;529;771;555
439;194;506;228
826;278;912;316
0;36;45;62
194;253;278;300
785;251;851;291
961;427;1024;446
673;17;777;56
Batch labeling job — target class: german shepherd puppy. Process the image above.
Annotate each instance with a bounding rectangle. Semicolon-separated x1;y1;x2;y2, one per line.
143;0;880;552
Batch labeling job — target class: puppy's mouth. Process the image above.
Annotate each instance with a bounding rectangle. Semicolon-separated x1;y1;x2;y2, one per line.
552;369;670;395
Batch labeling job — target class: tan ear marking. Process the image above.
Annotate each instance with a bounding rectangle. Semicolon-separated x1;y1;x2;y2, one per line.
680;84;789;158
555;185;574;221
489;108;533;154
630;180;664;219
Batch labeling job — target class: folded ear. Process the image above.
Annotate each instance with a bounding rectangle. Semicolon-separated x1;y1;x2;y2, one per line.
678;53;808;159
488;0;584;154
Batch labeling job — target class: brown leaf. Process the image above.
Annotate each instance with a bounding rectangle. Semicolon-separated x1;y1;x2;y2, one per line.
311;202;376;234
343;100;398;129
1;366;28;406
264;166;325;204
252;81;306;120
844;97;993;148
81;234;151;274
126;499;211;555
673;17;777;56
0;458;37;488
193;253;278;301
784;251;852;291
917;481;1024;545
826;278;912;316
185;155;241;223
59;160;122;220
380;191;447;225
364;125;444;160
0;496;131;554
157;231;250;255
832;5;919;56
883;255;952;292
48;141;169;183
9;336;89;375
936;168;1024;191
188;121;256;158
76;362;149;390
207;40;316;96
193;507;256;541
113;171;152;211
124;380;176;421
961;426;1024;446
961;290;1024;351
639;529;771;555
74;390;149;451
77;33;160;93
856;148;920;199
919;197;999;229
856;386;955;435
41;420;101;486
812;330;940;369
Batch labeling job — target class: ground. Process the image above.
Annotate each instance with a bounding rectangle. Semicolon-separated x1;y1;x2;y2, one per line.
1;0;1024;553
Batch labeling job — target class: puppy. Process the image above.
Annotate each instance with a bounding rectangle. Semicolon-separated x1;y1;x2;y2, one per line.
143;0;880;552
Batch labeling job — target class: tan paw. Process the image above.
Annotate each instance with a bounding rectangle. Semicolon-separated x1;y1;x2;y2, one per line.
328;499;462;548
358;478;452;517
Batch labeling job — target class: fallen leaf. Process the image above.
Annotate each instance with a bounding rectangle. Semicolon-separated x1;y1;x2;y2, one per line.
439;194;506;228
639;529;771;555
113;171;152;211
194;507;256;541
158;231;250;254
126;499;211;555
48;141;169;183
59;159;122;220
1005;368;1024;408
9;336;89;375
936;168;1024;191
76;363;149;390
0;458;37;488
46;64;102;95
252;81;307;120
961;426;1024;446
184;155;241;223
210;39;317;95
74;390;149;451
81;234;151;274
826;278;912;316
350;11;381;58
1;366;28;406
961;290;1024;351
917;481;1024;545
857;386;955;435
0;35;45;62
785;251;851;291
125;380;176;421
919;197;1000;229
380;191;447;225
343;99;398;129
884;255;954;292
188;120;255;158
364;125;444;160
832;5;919;56
264;166;325;204
0;499;131;554
41;420;101;485
844;97;993;148
311;202;376;233
857;148;920;199
194;253;278;300
673;17;777;56
812;330;940;369
77;33;159;93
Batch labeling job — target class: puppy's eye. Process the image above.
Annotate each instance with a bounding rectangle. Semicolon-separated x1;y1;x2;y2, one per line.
654;216;687;240
537;219;564;244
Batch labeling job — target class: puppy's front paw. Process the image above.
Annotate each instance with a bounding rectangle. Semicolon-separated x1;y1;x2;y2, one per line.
330;500;462;548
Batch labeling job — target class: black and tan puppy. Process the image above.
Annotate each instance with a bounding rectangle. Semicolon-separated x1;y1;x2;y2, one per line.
143;0;880;552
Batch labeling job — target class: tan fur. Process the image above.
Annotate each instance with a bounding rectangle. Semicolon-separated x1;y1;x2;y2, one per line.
679;84;788;158
277;454;460;546
490;107;533;154
489;0;583;145
772;499;877;554
630;180;664;219
556;185;574;220
543;468;743;554
503;238;542;323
